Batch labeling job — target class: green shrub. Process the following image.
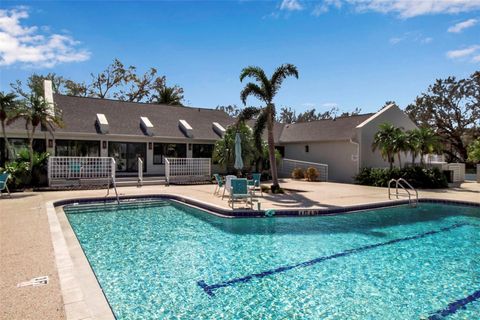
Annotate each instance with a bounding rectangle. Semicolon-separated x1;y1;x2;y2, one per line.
291;167;304;179
1;149;50;189
354;166;448;189
304;167;319;181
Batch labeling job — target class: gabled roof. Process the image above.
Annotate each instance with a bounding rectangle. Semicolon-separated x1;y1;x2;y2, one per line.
278;113;374;143
49;94;236;140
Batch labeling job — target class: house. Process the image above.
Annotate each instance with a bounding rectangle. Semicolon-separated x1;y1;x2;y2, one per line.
275;105;418;182
1;81;417;183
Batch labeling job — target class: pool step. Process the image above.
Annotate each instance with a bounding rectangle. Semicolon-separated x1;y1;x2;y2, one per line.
115;176;166;187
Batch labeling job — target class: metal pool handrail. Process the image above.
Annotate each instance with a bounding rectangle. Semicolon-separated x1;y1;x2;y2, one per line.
388;178;418;207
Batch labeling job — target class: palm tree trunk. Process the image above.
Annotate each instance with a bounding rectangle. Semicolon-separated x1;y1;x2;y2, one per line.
27;123;36;171
389;153;393;170
1;120;12;160
267;112;279;191
397;153;402;169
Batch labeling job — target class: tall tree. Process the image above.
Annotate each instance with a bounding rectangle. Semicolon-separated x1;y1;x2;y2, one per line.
372;123;401;170
238;64;299;191
277;107;296;124
88;58;133;99
405;129;421;165
151;85;184;106
405;71;480;162
0;92;18;159
8;93;63;170
216;105;241;117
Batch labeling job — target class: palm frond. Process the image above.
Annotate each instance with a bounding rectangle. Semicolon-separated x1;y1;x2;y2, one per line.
240;66;269;85
237;106;261;123
271;64;299;95
240;83;266;105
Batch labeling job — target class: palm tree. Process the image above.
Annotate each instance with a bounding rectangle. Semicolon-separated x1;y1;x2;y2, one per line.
372;123;402;170
393;130;408;168
152;86;184;106
8;93;63;170
237;64;299;191
405;129;421;165
0;92;18;159
417;127;440;165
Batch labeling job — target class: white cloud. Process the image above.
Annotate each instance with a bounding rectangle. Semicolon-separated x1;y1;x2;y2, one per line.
348;0;480;18
312;0;342;16
389;37;403;45
446;45;480;62
389;32;432;45
447;18;478;33
321;102;338;108
280;0;303;11
0;8;90;68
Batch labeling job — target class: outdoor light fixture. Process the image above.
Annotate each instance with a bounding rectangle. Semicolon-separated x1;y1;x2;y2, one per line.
188;143;192;151
102;141;107;149
148;142;152;150
48;139;53;148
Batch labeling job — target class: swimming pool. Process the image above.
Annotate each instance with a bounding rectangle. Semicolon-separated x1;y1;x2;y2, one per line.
64;200;480;319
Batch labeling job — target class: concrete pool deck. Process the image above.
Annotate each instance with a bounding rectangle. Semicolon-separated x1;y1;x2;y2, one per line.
1;179;479;319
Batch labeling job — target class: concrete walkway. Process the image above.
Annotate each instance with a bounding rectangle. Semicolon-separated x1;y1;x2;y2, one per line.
1;179;479;319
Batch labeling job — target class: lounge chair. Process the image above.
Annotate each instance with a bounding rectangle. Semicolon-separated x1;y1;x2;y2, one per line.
0;173;11;197
248;173;263;196
229;178;253;209
213;174;224;195
222;175;237;200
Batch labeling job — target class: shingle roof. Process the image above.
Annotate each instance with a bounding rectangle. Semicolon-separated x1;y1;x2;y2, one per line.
50;94;236;140
278;113;374;143
5;94;375;144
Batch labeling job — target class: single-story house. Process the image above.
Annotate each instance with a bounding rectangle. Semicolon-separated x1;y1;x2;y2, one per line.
1;81;417;183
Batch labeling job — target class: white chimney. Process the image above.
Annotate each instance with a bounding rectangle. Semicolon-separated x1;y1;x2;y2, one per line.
43;80;55;117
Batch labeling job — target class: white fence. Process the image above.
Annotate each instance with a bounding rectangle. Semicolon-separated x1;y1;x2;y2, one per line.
280;158;328;181
165;158;211;185
427;162;465;183
48;156;115;188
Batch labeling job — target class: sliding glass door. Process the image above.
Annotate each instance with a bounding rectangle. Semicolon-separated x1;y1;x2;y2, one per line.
108;142;146;172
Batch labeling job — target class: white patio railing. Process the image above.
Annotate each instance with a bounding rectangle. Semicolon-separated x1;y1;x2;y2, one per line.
138;157;143;187
165;158;211;185
280;158;328;181
48;156;113;186
280;159;328;181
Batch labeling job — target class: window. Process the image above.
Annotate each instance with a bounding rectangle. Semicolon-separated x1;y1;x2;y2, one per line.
4;138;46;160
305;145;309;153
192;144;214;158
153;143;186;164
55;140;100;157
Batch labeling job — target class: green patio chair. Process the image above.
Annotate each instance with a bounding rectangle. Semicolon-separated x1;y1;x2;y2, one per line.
0;172;11;197
213;174;224;195
248;173;263;196
229;178;253;209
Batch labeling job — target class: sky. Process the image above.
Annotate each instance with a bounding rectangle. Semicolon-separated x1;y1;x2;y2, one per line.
0;0;479;114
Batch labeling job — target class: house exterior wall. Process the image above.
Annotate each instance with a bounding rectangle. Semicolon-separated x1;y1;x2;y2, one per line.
283;140;358;182
356;105;418;169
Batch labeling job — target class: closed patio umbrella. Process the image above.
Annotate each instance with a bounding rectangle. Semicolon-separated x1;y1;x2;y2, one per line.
234;132;244;170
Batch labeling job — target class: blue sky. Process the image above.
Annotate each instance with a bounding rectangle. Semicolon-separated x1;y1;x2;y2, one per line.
0;1;479;114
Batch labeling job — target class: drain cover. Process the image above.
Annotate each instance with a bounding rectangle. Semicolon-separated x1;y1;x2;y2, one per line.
17;276;49;287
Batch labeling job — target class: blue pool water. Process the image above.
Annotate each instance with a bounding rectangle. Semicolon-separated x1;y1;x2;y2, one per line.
64;201;480;319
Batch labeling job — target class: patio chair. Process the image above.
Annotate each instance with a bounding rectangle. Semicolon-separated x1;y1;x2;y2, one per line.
248;173;263;196
229;178;253;209
0;173;11;197
213;174;224;195
222;175;237;200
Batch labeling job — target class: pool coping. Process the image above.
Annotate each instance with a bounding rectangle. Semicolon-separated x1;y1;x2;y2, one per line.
53;193;480;218
47;195;480;319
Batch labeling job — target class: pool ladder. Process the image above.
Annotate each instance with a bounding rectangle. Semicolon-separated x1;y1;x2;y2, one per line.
388;178;418;207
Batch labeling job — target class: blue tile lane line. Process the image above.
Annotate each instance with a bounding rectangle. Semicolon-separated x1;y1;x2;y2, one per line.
427;289;480;319
197;223;473;297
